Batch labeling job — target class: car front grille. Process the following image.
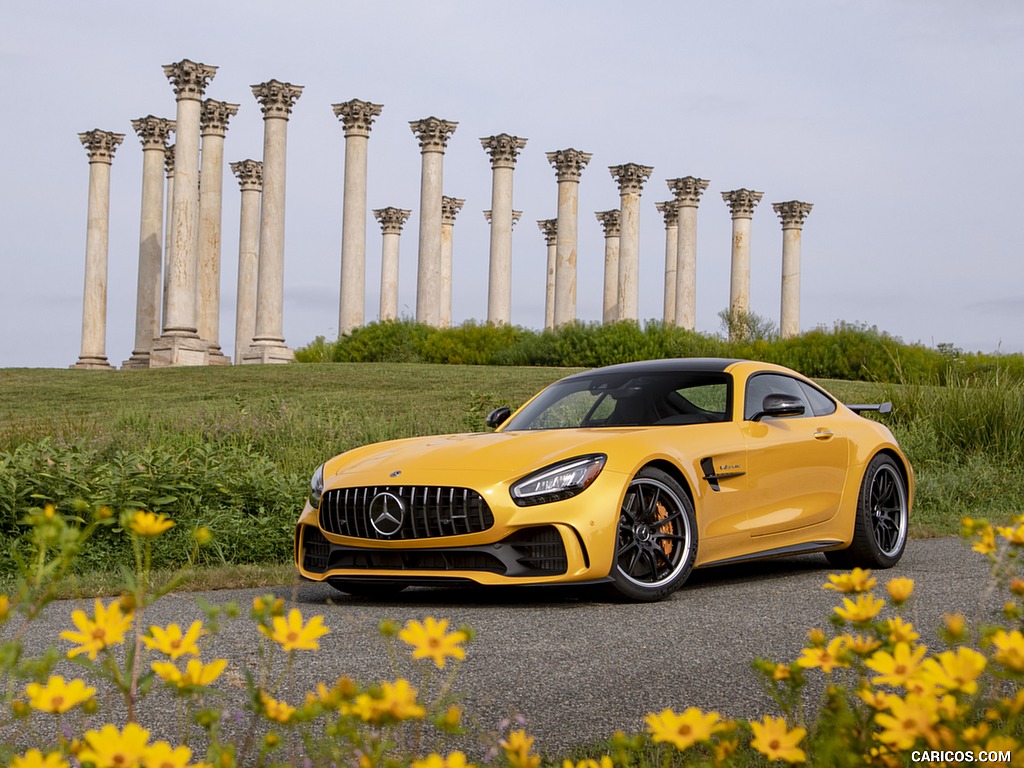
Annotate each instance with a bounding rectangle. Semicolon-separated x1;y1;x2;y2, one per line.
508;526;568;574
301;525;331;573
319;485;495;540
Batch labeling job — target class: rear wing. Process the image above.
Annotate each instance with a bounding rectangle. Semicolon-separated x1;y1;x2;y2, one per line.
846;402;893;416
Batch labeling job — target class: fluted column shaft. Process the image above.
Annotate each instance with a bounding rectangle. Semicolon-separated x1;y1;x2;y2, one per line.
231;160;262;363
125;117;173;368
481;134;527;325
73;130;123;369
596;210;621;324
611;163;653;322
441;197;464;328
774;201;813;339
162;145;175;328
374;207;411;322
722;189;764;329
656;201;679;325
411;118;457;327
538;219;557;331
668;177;709;330
547;149;591;327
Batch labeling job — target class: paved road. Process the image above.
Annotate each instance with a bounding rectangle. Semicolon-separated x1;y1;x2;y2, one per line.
4;537;1000;757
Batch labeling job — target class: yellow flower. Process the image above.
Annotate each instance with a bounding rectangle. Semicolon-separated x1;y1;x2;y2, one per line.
834;593;885;623
866;643;928;688
885;577;914;605
645;707;723;751
500;730;541;768
9;750;69;768
561;759;612;768
142;741;195;768
260;690;297;724
1011;578;1024;596
258;608;329;652
411;753;477;768
749;715;806;763
824;568;877;593
347;678;425;723
991;629;1024;672
846;634;883;656
193;526;212;546
883;617;920;644
997;523;1024;545
79;723;151;768
440;704;463;729
152;658;227;688
917;646;987;695
0;594;10;623
25;675;96;714
806;628;826;646
874;693;941;750
857;687;898;710
143;620;205;660
399;616;468;668
128;510;175;537
772;664;792;681
60;598;133;660
973;524;996;554
943;613;966;641
797;637;849;674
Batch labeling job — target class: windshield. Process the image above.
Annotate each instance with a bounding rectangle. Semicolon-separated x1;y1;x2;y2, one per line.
504;371;732;430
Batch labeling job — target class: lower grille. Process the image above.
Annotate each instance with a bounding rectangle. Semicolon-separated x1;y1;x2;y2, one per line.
508;526;568;575
319;486;494;540
301;525;330;573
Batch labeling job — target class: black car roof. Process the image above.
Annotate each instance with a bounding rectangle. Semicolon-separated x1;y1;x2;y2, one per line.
561;358;745;381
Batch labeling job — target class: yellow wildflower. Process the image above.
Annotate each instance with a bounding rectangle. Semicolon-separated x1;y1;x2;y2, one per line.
857;687;898;710
347;678;425;723
60;598;133;660
917;646;987;695
806;628;826;646
834;593;885;623
773;664;792;681
874;693;941;750
143;620;205;659
411;753;477;768
749;715;806;763
9;750;69;768
258;608;329;652
824;568;876;593
500;730;541;768
79;723;151;768
1010;578;1024;596
962;723;991;744
399;616;468;668
991;629;1024;672
645;707;723;751
714;738;739;764
151;658;227;688
797;637;849;674
883;617;920;644
25;676;96;714
259;690;296;724
561;759;612;768
846;634;883;656
127;510;175;537
142;741;195;768
440;704;463;729
997;523;1024;545
866;643;929;688
943;613;966;641
0;594;10;623
973;524;996;554
885;577;914;605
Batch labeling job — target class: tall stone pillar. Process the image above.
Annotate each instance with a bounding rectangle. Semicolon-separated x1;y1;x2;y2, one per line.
722;188;764;333
197;99;239;364
595;210;621;324
667;177;709;330
655;201;679;326
374;207;412;322
151;59;217;367
481;134;527;325
162;144;175;328
546;149;592;327
410;117;458;326
773;201;813;339
334;99;384;336
123;117;173;369
537;219;557;331
610;163;653;322
230;160;262;363
483;210;521;226
72;129;124;370
441;197;465;328
243;79;304;364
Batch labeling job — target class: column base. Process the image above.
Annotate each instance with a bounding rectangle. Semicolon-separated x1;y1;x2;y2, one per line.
148;334;212;367
70;355;115;371
207;345;232;366
121;351;152;369
240;341;295;364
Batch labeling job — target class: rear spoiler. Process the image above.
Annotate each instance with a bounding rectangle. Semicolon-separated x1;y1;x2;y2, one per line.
846;402;892;415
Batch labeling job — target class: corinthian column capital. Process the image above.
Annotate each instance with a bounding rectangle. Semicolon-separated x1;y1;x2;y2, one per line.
480;133;528;168
252;80;304;118
773;201;814;230
375;207;412;235
595;209;621;238
609;163;654;195
410;117;458;152
442;197;465;226
667;176;710;207
537;218;557;246
722;189;764;219
164;144;175;176
79;129;124;163
201;100;240;136
655;201;679;227
163;59;217;101
332;99;384;138
546;148;592;182
231;159;263;191
131;116;175;150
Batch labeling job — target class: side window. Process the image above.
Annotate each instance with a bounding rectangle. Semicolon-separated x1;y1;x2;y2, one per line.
673;383;728;422
743;374;812;420
799;381;837;416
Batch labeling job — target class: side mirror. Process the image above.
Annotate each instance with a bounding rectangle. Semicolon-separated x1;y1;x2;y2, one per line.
486;406;511;429
752;394;805;422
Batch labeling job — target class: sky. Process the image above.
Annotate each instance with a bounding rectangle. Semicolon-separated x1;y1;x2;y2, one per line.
2;1;1022;368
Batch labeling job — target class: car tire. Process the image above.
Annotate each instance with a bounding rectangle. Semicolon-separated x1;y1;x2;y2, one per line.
825;454;909;570
328;579;408;598
609;467;697;602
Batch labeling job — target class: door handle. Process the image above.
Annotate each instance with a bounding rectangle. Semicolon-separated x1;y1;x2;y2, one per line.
814;428;833;440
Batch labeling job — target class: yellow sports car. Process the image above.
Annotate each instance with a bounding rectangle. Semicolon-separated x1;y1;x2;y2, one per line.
295;359;912;601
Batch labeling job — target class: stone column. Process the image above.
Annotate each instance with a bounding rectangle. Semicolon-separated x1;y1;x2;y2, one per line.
655;201;679;326
441;197;465;328
243;79;304;364
722;188;764;333
537;219;558;331
333;99;384;336
667;177;709;330
546;149;592;327
123;117;173;369
595;210;621;324
483;210;521;226
609;163;653;323
374;207;412;322
481;134;527;325
151;59;217;367
773;201;813;339
410;117;458;326
231;160;262;363
72;129;123;370
197;99;238;364
162;144;175;328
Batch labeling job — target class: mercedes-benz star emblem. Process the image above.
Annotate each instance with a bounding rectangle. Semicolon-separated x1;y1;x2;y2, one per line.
368;491;405;537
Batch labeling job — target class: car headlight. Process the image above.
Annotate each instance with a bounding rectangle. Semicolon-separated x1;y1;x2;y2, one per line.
510;454;606;506
309;464;325;509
